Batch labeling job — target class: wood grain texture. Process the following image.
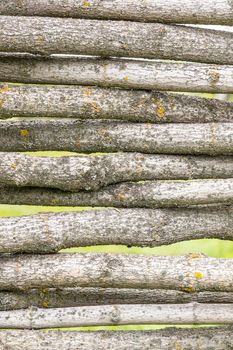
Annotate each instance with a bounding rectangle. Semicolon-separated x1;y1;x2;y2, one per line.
0;252;233;291
0;120;232;155
2;288;233;311
0;16;233;64
0;328;232;350
1;83;233;120
1;179;233;207
0;303;233;328
0;0;232;25
1;56;233;92
1;153;233;192
0;206;232;253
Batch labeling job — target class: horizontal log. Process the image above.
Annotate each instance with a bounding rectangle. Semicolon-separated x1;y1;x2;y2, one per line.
0;120;233;155
0;252;233;291
0;0;233;25
0;328;232;350
1;179;233;208
1;57;233;93
0;206;232;253
2;288;233;311
0;303;233;328
1;84;233;121
0;16;233;64
1;153;233;192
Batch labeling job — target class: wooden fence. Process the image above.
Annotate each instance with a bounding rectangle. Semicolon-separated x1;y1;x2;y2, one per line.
0;1;233;348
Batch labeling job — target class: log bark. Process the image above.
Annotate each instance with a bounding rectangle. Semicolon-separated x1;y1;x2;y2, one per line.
2;288;233;311
1;84;233;120
0;303;232;328
0;328;232;350
0;206;232;253
0;252;233;291
0;120;232;155
1;56;233;92
1;153;233;192
0;0;233;25
0;16;233;64
1;179;233;208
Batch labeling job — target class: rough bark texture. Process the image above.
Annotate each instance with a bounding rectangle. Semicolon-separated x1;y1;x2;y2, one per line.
0;206;232;253
0;252;233;292
0;303;233;328
0;328;232;350
1;179;233;208
0;0;233;25
1;153;233;192
1;56;233;93
0;16;233;64
1;83;233;120
0;120;232;155
2;288;233;311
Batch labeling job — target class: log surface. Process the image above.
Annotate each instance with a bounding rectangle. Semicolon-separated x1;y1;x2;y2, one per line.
1;56;233;92
0;16;233;64
1;83;233;120
2;288;233;311
1;179;233;208
0;0;232;25
0;252;233;291
0;328;232;350
0;303;232;328
1;153;233;192
0;120;232;155
0;206;232;253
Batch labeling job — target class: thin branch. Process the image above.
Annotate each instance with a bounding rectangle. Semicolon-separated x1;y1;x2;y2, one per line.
0;16;233;64
0;206;232;253
1;57;233;93
0;120;233;155
0;252;233;291
0;0;232;25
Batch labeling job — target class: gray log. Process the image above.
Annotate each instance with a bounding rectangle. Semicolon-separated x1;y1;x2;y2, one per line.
0;120;233;155
2;288;233;311
0;328;232;350
1;153;233;192
1;83;233;120
1;179;233;208
2;59;233;93
0;303;232;328
0;252;233;291
0;16;233;64
0;0;232;25
0;206;232;253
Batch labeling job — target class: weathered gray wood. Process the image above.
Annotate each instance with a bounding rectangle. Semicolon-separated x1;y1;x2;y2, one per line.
1;56;233;92
0;120;232;155
1;153;233;192
0;206;232;253
0;0;233;25
0;16;233;64
1;179;233;208
0;328;232;350
0;303;232;328
1;83;233;120
2;288;233;311
0;252;233;291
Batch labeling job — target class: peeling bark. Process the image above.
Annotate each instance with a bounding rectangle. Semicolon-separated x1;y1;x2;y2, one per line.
0;16;233;64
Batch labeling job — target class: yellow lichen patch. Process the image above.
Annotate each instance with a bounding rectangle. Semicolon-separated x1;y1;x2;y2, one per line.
42;300;49;308
0;84;10;94
151;98;156;102
183;286;193;293
194;271;203;279
82;0;90;7
81;87;92;97
20;129;29;138
116;192;125;201
89;101;101;113
175;341;183;350
157;101;165;119
123;75;129;82
11;163;17;170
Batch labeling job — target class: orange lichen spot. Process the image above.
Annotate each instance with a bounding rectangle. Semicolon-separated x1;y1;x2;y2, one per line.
146;123;152;129
89;101;101;113
35;34;45;46
123;75;129;82
157;101;165;119
160;27;166;34
82;0;90;7
188;252;204;260
121;43;128;50
175;341;183;350
0;84;9;94
11;163;17;170
209;68;220;84
194;271;203;279
81;87;92;97
116;192;125;201
20;129;29;138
